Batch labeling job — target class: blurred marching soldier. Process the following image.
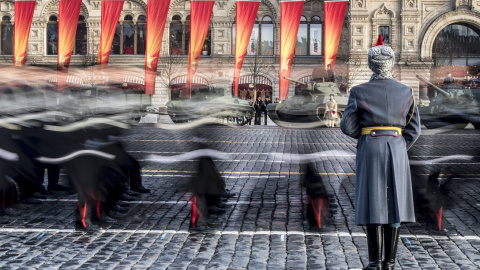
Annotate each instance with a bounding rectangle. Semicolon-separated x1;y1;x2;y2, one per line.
341;45;421;270
324;94;338;128
301;163;334;229
263;96;270;125
254;96;264;125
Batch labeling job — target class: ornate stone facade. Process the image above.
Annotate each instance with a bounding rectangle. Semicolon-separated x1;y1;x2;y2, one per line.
0;0;479;105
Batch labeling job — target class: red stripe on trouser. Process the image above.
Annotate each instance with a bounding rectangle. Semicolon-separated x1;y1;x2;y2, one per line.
435;206;443;231
310;197;324;228
192;195;197;227
77;203;88;228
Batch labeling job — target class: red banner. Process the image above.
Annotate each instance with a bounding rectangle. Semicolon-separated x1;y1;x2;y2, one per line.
186;0;214;98
57;0;83;91
279;0;304;101
58;0;82;69
13;0;36;66
98;0;124;65
233;0;260;97
324;0;347;70
145;0;171;95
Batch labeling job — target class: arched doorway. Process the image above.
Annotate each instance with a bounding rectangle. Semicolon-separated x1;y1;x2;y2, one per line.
237;74;273;100
48;75;85;90
123;75;145;93
432;23;480;80
433;23;480;67
170;75;209;100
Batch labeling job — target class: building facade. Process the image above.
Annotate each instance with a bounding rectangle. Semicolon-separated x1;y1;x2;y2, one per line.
0;0;479;106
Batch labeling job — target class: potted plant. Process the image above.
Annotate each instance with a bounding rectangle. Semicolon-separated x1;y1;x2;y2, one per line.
202;32;210;55
202;44;208;55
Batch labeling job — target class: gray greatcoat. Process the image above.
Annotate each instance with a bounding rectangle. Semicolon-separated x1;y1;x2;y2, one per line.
340;79;421;225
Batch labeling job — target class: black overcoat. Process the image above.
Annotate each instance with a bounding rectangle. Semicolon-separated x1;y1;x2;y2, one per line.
340;79;421;225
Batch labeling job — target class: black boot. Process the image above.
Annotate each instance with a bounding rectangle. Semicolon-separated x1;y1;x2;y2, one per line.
383;225;400;270
363;225;383;270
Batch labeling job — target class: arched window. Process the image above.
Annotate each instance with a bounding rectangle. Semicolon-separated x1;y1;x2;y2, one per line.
260;16;274;55
295;15;323;56
47;15;58;55
433;23;480;66
170;15;191;55
137;15;146;55
232;15;274;56
295;16;308;55
74;15;87;55
112;14;146;55
123;15;134;54
1;15;13;55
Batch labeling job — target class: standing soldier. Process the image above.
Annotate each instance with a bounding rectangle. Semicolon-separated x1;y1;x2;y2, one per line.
340;45;421;270
254;96;264;125
263;96;270;125
247;96;253;125
324;94;338;128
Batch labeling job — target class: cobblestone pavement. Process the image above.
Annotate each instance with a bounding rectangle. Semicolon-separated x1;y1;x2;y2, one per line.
1;125;480;269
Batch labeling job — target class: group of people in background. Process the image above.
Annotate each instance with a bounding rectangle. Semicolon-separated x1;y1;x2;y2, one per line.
443;71;480;88
246;95;275;125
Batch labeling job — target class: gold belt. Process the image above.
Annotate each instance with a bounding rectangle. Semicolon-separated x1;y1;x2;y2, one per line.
361;126;402;136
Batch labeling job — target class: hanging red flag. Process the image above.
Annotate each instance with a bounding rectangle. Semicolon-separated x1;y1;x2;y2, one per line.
57;0;83;91
145;0;171;95
375;34;384;46
186;0;214;98
98;0;125;65
58;0;82;69
324;0;348;71
279;0;304;101
13;0;36;66
233;0;260;97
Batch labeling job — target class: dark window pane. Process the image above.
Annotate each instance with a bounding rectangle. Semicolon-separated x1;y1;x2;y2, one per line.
247;24;259;55
112;23;121;54
232;23;235;55
47;23;58;55
261;24;273;55
379;26;390;43
295;24;307;56
75;23;87;55
1;23;13;55
137;23;146;55
184;24;190;55
170;22;183;55
123;21;134;54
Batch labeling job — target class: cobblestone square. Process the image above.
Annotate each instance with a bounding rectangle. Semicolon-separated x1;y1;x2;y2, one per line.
1;125;480;269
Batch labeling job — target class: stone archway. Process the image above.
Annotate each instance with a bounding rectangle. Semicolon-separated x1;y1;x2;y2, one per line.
420;10;480;61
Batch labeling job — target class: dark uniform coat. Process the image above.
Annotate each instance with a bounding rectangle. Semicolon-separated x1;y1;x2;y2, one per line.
340;79;421;225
